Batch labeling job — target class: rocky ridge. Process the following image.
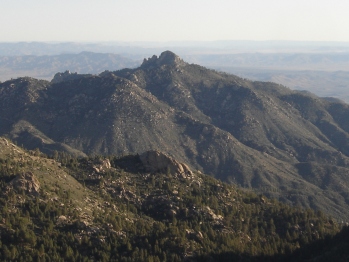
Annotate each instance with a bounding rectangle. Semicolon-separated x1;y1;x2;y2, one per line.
9;172;40;195
51;70;93;84
141;51;185;68
1;51;349;220
140;150;193;178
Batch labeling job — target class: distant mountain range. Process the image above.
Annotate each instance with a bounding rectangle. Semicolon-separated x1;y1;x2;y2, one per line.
1;41;349;56
213;68;349;102
1;51;349;221
185;53;349;103
1;45;349;102
185;53;349;71
0;51;138;81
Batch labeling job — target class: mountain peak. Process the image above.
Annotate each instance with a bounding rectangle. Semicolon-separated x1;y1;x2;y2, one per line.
141;50;185;68
51;70;93;84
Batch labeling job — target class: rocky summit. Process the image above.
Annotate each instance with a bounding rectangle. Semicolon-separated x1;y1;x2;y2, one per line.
1;51;349;221
140;150;193;178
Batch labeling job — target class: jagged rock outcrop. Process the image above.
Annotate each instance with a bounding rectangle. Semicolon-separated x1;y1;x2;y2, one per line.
186;229;204;242
51;70;92;84
140;150;193;178
93;159;111;173
9;172;40;195
1;137;9;146
141;50;185;68
201;206;224;222
142;194;180;219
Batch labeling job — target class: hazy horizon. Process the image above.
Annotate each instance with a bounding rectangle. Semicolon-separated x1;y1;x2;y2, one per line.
2;0;349;42
1;40;349;58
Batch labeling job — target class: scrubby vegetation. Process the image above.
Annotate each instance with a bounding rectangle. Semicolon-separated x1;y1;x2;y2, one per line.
0;142;342;261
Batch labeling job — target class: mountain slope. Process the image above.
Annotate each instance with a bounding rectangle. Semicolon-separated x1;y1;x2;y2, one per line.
0;139;340;261
1;51;349;221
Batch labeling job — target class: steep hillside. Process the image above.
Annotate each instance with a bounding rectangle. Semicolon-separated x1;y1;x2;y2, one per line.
0;139;340;261
1;51;349;221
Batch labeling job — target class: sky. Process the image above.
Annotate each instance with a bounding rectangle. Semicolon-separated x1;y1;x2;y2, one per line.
1;0;349;42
